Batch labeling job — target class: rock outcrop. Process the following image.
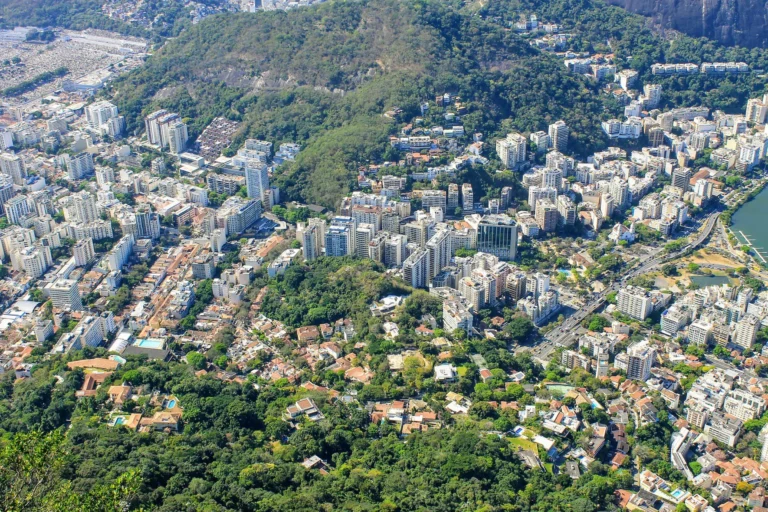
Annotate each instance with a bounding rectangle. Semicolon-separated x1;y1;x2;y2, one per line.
606;0;768;48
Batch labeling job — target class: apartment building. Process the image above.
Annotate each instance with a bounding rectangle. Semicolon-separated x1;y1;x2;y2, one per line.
617;286;653;320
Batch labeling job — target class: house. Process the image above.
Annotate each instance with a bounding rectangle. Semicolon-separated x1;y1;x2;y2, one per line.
296;326;320;343
285;398;324;422
107;385;132;405
76;372;112;398
345;366;374;383
569;251;595;270
382;322;399;339
586;423;608;457
319;342;342;359
565;460;581;479
319;323;334;339
301;455;330;474
415;325;433;337
434;364;458;382
146;411;181;432
748;487;766;508
479;369;493;382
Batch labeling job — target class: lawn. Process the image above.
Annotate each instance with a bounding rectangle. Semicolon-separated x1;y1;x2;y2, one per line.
509;437;538;452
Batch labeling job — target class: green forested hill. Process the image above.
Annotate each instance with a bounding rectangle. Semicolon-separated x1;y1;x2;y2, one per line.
111;0;619;208
111;0;768;208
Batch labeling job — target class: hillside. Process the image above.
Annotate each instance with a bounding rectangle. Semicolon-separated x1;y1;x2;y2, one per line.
108;0;768;209
112;0;623;207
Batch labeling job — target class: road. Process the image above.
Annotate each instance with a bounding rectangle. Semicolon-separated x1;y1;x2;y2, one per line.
528;212;720;363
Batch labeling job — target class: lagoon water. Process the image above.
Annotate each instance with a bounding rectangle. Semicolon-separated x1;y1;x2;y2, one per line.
689;274;731;288
731;186;768;260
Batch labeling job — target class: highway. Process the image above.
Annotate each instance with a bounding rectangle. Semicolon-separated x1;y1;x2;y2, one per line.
528;212;720;363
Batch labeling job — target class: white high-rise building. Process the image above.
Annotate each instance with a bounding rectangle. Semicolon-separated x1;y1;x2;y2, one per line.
144;110;168;145
496;133;527;170
610;177;629;208
626;340;655;381
548;120;569;152
732;314;760;349
165;120;188;154
325;225;354;257
723;389;765;422
443;299;473;333
617;286;653;320
85;101;119;130
244;139;272;156
5;196;31;225
529;131;550;152
245;161;270;205
643;84;662;109
95;167;116;187
526;272;550;299
528;186;557;214
18;245;52;278
72;238;95;267
298;221;323;261
355;223;375;258
64;152;95;180
403;248;429;288
46;278;83;311
106;235;134;272
0;152;27;185
459;276;485;312
384;234;407;267
66;191;99;224
461;183;474;211
746;96;768;124
426;228;450;280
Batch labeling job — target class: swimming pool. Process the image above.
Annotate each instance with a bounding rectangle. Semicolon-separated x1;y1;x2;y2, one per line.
114;417;125;425
167;400;176;408
135;339;164;350
671;489;686;499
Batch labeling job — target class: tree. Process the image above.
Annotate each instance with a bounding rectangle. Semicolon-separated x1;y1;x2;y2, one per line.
587;315;610;332
0;430;140;511
186;351;207;369
503;316;534;342
661;264;678;277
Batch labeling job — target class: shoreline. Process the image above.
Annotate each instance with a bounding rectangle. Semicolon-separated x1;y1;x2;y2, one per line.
726;179;768;265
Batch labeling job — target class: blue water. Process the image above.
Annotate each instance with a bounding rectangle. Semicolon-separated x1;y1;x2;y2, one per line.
115;417;125;425
731;186;768;260
167;400;176;408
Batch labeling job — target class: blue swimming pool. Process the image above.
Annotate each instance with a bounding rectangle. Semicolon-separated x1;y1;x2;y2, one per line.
167;400;176;408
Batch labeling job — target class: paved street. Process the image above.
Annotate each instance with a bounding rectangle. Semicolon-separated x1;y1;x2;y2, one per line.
527;212;720;364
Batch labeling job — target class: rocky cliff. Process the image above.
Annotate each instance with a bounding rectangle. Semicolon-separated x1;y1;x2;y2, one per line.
606;0;768;47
